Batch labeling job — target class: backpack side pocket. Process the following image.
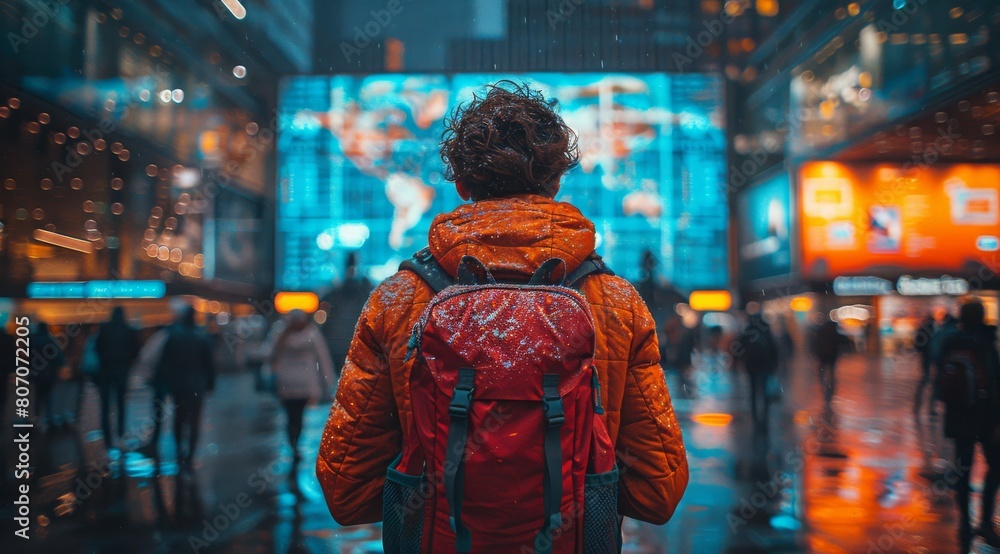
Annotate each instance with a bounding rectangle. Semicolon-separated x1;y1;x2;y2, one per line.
382;463;426;554
583;467;621;554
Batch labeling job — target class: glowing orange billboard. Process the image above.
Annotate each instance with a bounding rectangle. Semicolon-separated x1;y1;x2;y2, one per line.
799;162;1000;279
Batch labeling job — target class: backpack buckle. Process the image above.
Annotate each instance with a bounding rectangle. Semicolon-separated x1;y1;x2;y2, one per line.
450;386;474;418
403;323;422;363
415;247;434;263
591;366;605;415
542;396;565;427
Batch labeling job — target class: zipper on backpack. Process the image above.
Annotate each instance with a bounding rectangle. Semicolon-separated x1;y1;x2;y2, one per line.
591;365;605;415
404;322;421;362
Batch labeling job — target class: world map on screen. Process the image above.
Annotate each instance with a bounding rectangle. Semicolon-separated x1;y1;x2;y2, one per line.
278;73;727;291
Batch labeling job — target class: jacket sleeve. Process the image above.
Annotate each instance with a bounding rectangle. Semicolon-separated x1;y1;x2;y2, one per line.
316;284;402;525
616;292;689;525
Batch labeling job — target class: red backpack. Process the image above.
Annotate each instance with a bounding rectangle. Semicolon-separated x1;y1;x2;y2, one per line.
383;251;620;553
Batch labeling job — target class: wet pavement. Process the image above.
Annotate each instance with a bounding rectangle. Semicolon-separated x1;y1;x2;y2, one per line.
0;351;993;553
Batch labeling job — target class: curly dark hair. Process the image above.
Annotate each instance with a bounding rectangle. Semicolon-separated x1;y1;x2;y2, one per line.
441;81;579;200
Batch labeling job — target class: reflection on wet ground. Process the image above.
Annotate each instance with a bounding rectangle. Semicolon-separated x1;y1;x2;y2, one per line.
652;352;975;554
1;352;994;553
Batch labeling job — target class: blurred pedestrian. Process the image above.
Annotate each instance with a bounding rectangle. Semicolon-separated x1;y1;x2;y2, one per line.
931;311;960;376
637;251;685;332
737;312;779;430
733;308;778;424
637;250;661;321
321;253;373;377
263;309;334;470
662;317;695;371
912;311;938;417
30;322;65;428
811;317;847;403
48;325;87;429
95;307;141;450
934;299;1000;551
705;325;728;372
152;306;216;472
662;316;696;398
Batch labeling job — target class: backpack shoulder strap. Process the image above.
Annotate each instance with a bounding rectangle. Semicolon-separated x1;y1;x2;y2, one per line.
398;247;455;294
566;253;615;290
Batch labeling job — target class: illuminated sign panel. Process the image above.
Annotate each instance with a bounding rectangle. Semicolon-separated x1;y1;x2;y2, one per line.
209;187;271;286
274;292;320;314
789;296;813;312
800;162;1000;279
736;172;793;282
896;275;969;296
832;276;894;296
688;290;733;312
27;281;167;299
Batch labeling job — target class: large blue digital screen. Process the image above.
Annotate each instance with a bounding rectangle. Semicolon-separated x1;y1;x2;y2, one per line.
277;74;727;291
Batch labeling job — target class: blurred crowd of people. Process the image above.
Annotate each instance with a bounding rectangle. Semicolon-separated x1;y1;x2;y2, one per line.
911;300;1000;550
0;303;222;471
0;256;373;485
634;245;1000;551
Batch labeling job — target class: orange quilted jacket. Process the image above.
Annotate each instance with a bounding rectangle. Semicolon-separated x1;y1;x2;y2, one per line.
317;194;689;526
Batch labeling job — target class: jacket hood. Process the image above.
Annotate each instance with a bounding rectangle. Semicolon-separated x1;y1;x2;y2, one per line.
427;194;596;278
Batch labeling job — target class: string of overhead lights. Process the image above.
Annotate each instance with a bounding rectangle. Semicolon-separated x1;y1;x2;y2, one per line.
2;0;265;276
731;83;999;161
138;163;205;280
1;94;206;279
